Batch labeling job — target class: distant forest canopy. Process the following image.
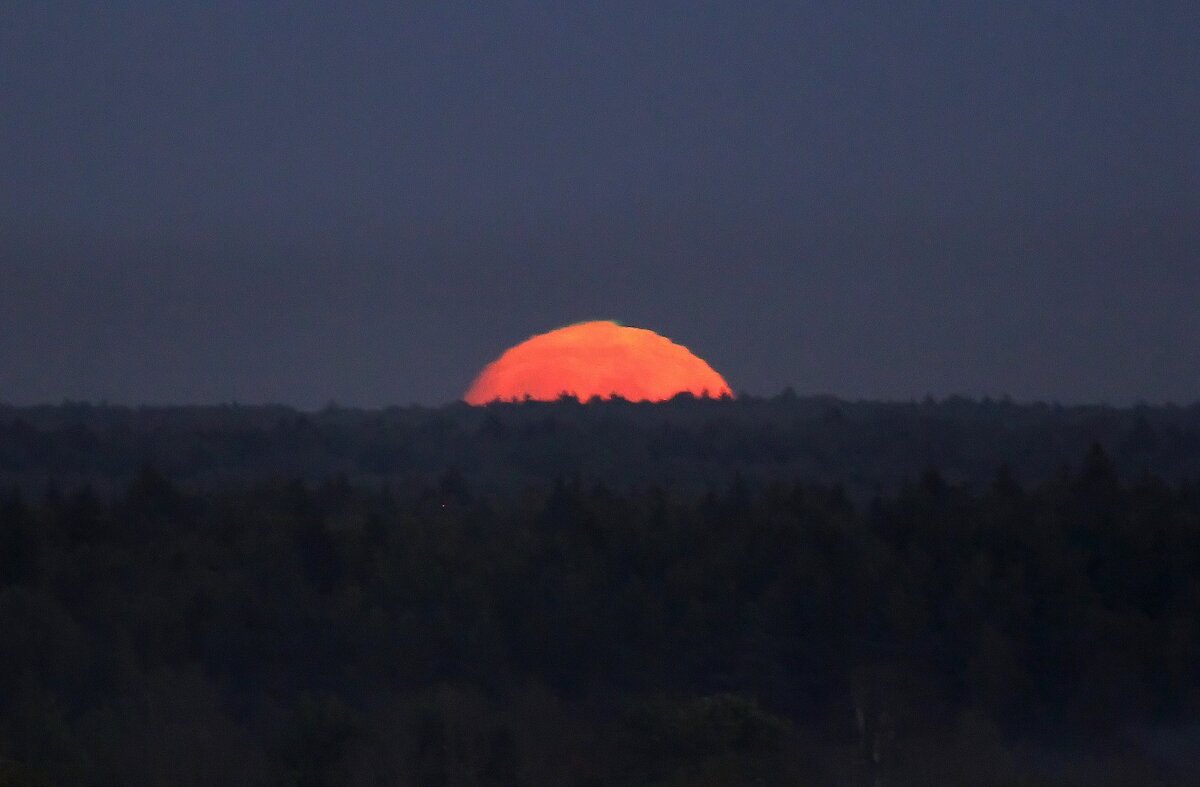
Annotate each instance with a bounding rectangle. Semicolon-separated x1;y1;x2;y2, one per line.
1;394;1198;499
3;438;1200;783
2;396;1200;783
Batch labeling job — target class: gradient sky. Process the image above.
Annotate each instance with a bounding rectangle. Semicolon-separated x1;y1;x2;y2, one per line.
2;1;1198;407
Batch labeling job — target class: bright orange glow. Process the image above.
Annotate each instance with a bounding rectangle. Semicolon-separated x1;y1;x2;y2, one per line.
464;321;732;404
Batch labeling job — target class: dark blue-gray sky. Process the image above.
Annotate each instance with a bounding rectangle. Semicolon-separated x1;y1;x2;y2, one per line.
2;1;1198;407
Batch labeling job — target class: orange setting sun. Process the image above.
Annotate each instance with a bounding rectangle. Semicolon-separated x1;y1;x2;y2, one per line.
464;321;733;404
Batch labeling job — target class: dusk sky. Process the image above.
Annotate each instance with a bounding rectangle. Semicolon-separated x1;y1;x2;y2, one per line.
2;1;1197;407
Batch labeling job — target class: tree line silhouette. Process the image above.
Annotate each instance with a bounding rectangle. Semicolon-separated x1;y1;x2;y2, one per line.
1;398;1200;784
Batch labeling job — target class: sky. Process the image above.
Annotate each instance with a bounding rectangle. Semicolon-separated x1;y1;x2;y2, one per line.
2;1;1198;407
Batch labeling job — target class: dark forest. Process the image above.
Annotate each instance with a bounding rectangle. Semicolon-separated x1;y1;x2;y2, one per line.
3;396;1200;785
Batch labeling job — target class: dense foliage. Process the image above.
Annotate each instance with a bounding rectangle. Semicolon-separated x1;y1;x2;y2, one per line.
2;395;1198;498
1;400;1200;784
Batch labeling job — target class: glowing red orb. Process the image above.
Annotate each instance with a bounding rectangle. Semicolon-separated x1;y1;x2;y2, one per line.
464;321;732;404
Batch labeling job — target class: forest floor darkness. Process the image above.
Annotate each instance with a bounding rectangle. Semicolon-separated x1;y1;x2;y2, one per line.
2;395;1200;785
